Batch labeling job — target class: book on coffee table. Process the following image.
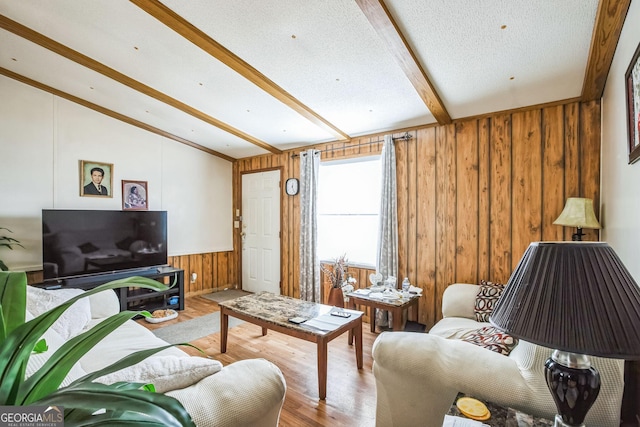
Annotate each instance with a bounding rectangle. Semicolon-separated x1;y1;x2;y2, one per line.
303;309;360;331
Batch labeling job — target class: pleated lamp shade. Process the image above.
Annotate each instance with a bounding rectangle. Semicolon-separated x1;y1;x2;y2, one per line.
490;242;640;359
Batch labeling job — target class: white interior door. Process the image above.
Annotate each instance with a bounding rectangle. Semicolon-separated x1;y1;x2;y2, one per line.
241;170;281;294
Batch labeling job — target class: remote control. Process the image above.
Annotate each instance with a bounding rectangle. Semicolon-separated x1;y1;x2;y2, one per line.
331;311;351;318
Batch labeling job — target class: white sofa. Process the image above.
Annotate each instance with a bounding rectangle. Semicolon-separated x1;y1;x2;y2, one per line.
372;283;625;427
25;285;287;427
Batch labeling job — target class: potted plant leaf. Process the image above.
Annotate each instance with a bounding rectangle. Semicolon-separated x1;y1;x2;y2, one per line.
0;271;195;426
0;227;24;271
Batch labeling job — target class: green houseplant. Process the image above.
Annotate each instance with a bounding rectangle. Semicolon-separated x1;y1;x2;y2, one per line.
0;228;24;271
0;271;195;426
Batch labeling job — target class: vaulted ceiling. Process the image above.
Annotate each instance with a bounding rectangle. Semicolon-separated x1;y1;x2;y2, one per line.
0;0;631;161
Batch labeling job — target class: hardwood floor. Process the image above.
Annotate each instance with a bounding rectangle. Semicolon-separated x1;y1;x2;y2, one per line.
139;295;379;427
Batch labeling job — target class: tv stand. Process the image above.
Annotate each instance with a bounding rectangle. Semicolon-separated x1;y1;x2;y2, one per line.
35;267;184;314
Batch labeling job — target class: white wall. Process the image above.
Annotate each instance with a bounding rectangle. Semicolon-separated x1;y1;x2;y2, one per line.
0;75;233;272
601;0;640;282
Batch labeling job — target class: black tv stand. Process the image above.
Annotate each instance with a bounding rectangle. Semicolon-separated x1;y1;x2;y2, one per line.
35;267;184;314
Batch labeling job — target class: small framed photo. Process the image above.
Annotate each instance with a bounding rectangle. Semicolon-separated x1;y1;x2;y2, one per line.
625;41;640;164
122;180;148;211
80;160;113;197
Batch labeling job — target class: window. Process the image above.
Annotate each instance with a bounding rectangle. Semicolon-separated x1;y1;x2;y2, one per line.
317;156;380;266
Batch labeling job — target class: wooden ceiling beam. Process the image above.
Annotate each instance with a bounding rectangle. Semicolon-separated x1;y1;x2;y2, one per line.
0;67;236;162
0;14;280;155
355;0;451;125
130;0;351;142
581;0;632;101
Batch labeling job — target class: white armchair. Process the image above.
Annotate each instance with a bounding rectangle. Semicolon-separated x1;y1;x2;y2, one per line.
372;283;624;427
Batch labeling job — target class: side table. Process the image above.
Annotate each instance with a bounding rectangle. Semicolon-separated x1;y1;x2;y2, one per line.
346;290;419;332
447;394;553;426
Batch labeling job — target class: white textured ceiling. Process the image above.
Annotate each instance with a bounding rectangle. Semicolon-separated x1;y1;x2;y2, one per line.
386;1;598;118
0;0;601;159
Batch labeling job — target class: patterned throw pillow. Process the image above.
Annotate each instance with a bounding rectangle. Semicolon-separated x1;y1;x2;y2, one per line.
461;326;518;356
474;280;505;322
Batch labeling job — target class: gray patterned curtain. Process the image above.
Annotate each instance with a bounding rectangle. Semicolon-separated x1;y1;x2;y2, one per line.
376;135;398;327
299;149;321;302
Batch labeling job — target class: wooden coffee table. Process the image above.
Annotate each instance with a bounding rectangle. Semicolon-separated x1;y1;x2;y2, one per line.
346;289;420;332
218;292;363;400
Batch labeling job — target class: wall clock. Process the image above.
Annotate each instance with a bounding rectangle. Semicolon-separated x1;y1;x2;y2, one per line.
285;178;299;196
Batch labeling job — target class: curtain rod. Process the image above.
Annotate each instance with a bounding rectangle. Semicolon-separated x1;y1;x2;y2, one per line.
291;132;412;158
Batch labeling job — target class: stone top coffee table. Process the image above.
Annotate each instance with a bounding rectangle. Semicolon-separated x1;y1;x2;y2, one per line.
218;292;363;400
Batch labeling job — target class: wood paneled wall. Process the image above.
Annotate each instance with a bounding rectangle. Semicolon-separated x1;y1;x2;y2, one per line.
168;252;236;295
234;99;601;328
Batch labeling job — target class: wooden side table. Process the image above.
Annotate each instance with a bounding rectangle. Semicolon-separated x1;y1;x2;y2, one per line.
447;394;553;426
346;290;419;332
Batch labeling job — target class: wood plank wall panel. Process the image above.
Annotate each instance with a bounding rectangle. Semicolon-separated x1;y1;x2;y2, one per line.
580;102;602;242
281;163;292;297
430;124;458;320
287;153;299;298
188;254;202;294
231;100;601;328
542;106;566;241
202;253;214;291
396;136;409;286
563;104;581;242
489;114;513;281
511;110;543;267
406;133;418;283
477;118;491;281
213;252;225;289
455;120;479;284
416;127;437;325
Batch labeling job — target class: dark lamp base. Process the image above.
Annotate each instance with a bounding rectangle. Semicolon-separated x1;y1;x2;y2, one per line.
553;414;582;427
545;351;600;427
571;228;585;241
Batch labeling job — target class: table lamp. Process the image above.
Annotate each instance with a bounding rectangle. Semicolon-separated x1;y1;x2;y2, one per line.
553;198;601;241
490;242;640;427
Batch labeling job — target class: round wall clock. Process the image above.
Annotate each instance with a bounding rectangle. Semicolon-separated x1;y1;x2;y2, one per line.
285;178;299;196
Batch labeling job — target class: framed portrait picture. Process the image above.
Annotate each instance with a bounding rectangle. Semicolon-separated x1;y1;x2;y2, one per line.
122;180;148;211
625;41;640;164
80;160;113;197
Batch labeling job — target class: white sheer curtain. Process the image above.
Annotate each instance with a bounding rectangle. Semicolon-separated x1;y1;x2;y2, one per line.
376;135;398;327
299;149;321;302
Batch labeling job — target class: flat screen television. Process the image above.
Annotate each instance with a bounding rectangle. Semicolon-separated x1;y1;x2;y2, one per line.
42;209;168;282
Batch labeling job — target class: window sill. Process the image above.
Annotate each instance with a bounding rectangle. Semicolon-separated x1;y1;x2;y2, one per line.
319;260;375;270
